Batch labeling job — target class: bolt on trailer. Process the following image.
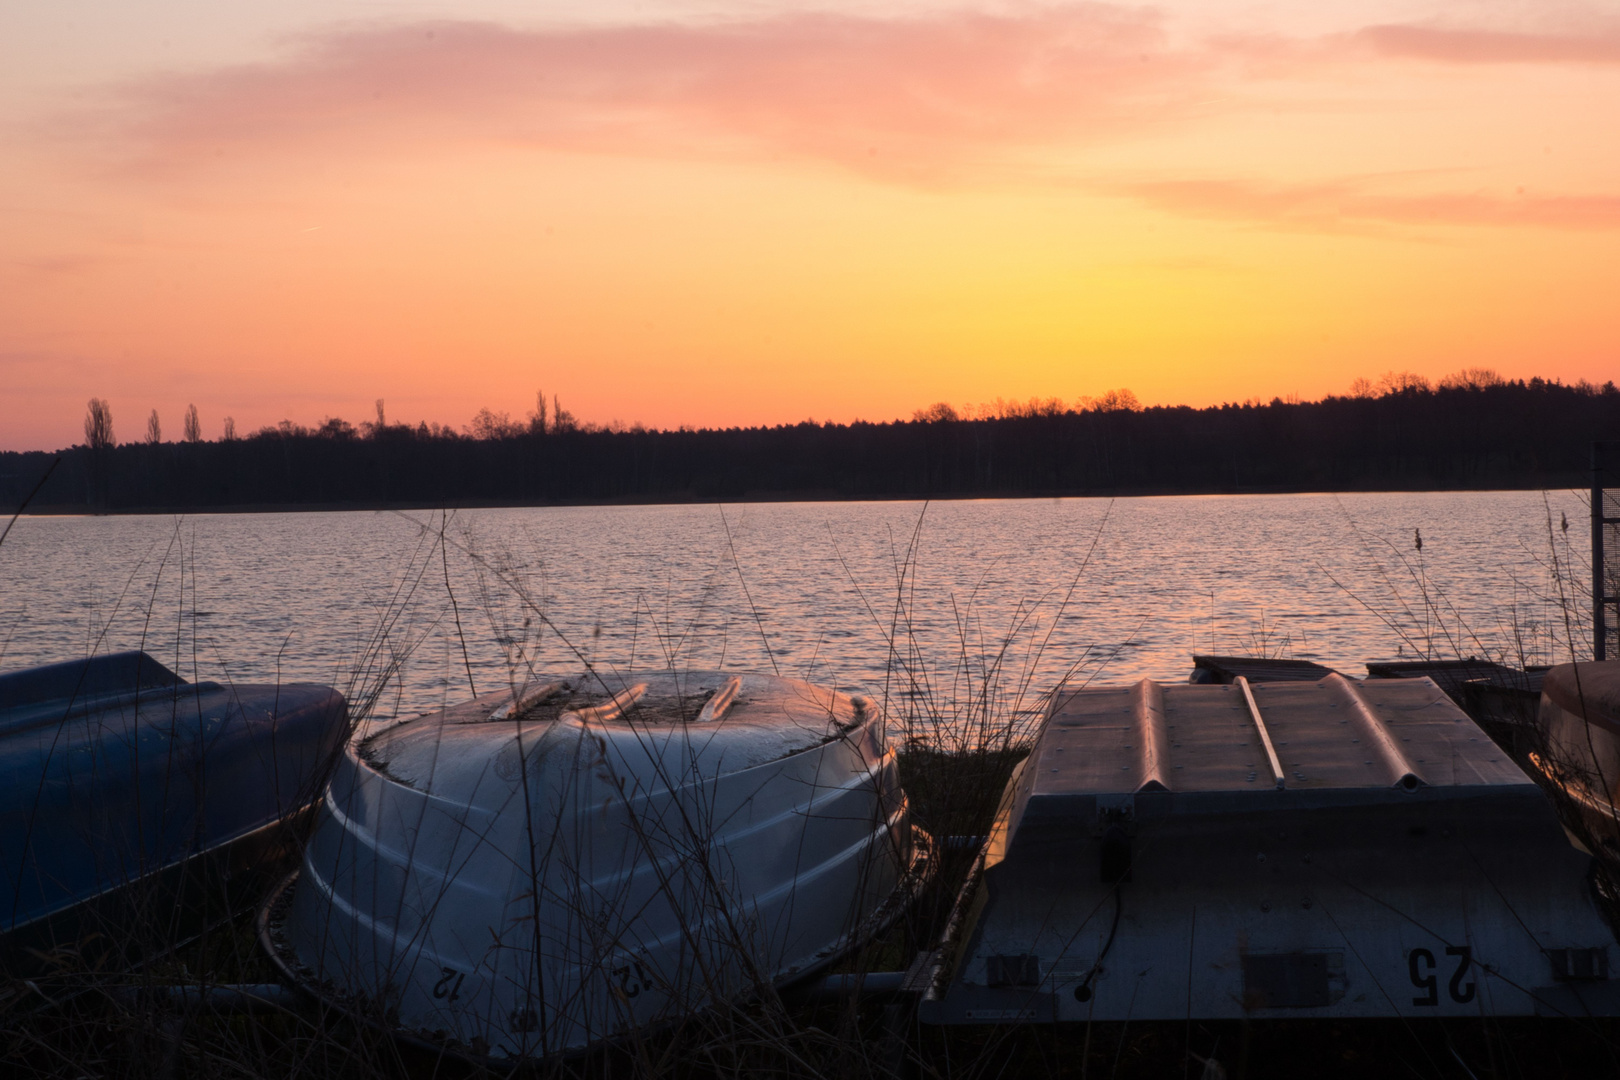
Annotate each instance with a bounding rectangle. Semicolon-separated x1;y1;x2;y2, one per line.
920;673;1620;1023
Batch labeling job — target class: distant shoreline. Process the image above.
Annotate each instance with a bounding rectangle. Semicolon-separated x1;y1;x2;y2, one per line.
6;381;1615;516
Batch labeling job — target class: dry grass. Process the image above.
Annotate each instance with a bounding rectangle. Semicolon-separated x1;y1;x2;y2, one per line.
8;499;1620;1079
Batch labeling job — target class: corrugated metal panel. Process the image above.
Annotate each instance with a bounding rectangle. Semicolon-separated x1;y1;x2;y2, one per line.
1036;674;1519;798
922;674;1619;1023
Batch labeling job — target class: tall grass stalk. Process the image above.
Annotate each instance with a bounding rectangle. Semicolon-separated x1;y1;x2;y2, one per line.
10;499;1620;1079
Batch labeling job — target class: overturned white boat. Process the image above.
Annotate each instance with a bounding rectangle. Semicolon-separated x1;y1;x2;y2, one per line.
921;673;1620;1023
263;671;927;1060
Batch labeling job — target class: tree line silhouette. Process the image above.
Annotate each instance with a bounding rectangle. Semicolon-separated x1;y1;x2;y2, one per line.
4;374;1617;513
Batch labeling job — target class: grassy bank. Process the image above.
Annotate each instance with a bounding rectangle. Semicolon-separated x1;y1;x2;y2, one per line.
6;497;1617;1079
8;739;1620;1079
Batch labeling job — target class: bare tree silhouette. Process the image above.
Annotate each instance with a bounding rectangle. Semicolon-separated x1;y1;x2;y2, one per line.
84;397;114;450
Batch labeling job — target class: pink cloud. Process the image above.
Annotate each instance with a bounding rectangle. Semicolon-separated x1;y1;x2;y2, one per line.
48;8;1620;202
1356;24;1620;65
71;8;1209;184
1117;178;1620;231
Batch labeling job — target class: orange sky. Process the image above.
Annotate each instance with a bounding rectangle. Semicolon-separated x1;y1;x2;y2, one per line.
3;2;1619;449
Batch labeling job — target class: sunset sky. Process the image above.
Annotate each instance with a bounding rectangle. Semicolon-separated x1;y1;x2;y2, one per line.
3;1;1618;450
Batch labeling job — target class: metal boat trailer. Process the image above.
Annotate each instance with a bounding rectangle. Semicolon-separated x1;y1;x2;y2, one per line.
909;672;1620;1025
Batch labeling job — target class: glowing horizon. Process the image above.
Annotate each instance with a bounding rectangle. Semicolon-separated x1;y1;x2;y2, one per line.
4;2;1619;451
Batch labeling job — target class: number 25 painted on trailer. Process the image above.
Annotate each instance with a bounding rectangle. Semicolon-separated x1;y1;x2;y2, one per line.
1409;946;1475;1006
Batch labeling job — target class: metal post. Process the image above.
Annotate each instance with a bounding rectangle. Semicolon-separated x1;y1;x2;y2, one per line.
1598;442;1607;661
1600;440;1613;663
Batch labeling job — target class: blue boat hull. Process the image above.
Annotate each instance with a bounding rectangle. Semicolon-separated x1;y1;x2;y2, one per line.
0;651;347;976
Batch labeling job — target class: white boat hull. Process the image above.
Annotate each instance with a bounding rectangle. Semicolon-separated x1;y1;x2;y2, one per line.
266;671;923;1059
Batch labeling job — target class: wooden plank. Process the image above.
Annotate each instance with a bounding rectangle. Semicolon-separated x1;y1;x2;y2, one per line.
1190;654;1337;685
1364;658;1545;697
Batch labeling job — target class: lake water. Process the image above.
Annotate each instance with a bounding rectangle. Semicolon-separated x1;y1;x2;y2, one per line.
0;491;1592;741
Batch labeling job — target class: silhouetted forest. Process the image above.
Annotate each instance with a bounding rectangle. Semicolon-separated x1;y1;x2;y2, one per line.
5;376;1618;513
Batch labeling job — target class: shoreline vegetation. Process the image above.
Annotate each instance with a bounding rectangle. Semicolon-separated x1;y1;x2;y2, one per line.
5;370;1617;514
7;471;1619;1077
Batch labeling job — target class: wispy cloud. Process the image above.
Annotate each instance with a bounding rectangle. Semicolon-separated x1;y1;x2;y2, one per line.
41;6;1620;219
1118;178;1620;231
70;8;1207;184
8;254;104;277
1356;24;1620;65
